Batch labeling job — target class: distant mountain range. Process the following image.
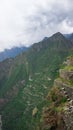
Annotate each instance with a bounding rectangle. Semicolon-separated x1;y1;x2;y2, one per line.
0;46;28;61
64;33;73;43
64;33;73;39
0;32;73;62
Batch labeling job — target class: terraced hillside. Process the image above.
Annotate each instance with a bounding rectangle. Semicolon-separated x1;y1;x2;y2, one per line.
0;32;73;130
40;56;73;130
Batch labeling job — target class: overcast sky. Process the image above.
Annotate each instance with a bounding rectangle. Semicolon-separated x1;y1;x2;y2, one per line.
0;0;73;51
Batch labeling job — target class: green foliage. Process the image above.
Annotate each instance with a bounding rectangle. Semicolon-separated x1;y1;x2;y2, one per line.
61;97;67;103
0;33;73;130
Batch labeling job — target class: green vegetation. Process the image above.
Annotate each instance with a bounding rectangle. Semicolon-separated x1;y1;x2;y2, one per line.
39;56;73;130
64;65;73;71
0;33;73;130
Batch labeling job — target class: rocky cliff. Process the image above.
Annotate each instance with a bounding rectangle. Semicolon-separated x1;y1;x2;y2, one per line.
40;56;73;130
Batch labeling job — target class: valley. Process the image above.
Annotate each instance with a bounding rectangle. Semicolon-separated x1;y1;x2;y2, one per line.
0;32;73;130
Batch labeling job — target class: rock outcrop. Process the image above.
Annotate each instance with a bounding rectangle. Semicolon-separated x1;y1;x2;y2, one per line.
40;56;73;130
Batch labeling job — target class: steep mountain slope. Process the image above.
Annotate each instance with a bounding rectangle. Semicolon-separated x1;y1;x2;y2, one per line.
0;46;28;61
64;33;73;44
40;56;73;130
0;58;14;90
0;32;73;130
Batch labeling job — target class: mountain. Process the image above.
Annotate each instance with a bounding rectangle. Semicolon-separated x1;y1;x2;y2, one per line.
0;46;28;61
41;37;48;42
64;33;73;39
0;32;73;130
64;33;73;44
40;56;73;130
0;32;73;62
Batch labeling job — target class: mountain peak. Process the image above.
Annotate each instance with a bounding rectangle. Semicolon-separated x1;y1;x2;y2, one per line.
42;37;48;41
52;32;64;38
49;32;67;42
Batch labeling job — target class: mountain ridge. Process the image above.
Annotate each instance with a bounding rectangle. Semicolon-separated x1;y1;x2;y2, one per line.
0;46;28;61
0;32;73;62
0;32;73;130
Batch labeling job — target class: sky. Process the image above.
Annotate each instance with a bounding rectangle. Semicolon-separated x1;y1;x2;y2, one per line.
0;0;73;51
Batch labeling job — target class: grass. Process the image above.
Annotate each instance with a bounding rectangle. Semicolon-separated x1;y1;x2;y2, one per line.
64;65;73;71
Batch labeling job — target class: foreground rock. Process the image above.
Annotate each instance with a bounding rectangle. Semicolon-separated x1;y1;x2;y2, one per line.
40;56;73;130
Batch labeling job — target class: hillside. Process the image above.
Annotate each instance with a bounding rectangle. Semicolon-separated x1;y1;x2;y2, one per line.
0;46;28;61
40;56;73;130
0;32;73;130
64;33;73;44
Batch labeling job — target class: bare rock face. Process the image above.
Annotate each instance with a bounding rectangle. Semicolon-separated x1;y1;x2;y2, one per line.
59;69;73;80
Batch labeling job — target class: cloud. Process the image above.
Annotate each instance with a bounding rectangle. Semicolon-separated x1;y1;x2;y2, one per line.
0;0;73;51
